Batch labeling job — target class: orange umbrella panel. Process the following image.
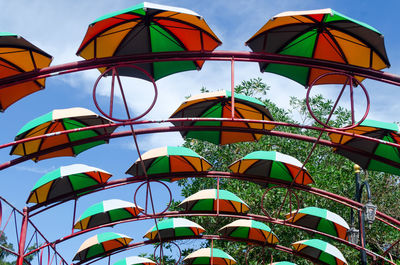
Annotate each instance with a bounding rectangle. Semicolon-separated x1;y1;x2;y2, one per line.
0;32;52;111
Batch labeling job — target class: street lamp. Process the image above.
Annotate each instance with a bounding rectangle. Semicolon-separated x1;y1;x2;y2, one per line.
347;225;359;245
349;164;377;265
364;200;377;228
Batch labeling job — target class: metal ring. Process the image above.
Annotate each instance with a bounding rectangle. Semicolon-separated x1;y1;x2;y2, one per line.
92;65;158;122
133;180;172;216
245;245;269;265
306;72;370;130
261;186;300;219
153;241;181;265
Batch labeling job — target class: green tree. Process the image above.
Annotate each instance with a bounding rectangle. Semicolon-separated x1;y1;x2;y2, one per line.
0;233;38;265
0;234;15;265
171;78;400;264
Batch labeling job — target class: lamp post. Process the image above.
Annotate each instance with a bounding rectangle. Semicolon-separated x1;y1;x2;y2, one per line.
349;164;377;265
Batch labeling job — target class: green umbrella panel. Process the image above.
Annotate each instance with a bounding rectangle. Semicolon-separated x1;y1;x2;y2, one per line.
125;146;212;182
77;2;221;81
328;119;400;175
144;218;205;240
285;207;349;240
10;107;116;161
73;232;133;262
178;189;250;214
218;219;279;244
292;239;348;265
74;199;143;230
229;151;314;185
183;248;236;265
27;164;112;204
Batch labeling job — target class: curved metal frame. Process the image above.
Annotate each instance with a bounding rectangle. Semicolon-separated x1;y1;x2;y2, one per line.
306;72;370;130
1;51;400;265
92;65;158;122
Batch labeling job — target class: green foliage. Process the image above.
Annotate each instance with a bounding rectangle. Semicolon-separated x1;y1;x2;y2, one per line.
0;233;38;265
169;79;400;264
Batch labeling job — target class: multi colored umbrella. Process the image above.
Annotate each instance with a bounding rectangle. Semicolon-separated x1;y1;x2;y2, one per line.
285;207;349;240
27;164;112;204
73;232;133;262
0;32;52;112
218;219;279;244
10;107;116;161
183;248;236;265
114;256;156;265
77;2;221;81
144;218;205;240
246;8;390;87
292;239;347;265
178;189;250;214
328;119;400;175
170;90;275;145
125;146;212;182
229;151;314;185
74;199;143;230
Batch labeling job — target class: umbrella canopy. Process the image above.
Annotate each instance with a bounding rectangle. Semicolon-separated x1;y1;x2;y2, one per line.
285;207;349;240
179;189;250;214
246;8;390;87
73;232;133;262
328;119;400;175
144;218;205;240
170;90;275;145
229;151;313;185
183;248;236;265
292;239;347;265
77;2;221;81
114;256;156;265
27;164;112;204
74;199;143;230
125;146;212;182
218;219;279;244
0;32;52;112
10;107;116;161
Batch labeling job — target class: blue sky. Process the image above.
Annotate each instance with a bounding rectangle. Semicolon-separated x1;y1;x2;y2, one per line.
1;0;400;263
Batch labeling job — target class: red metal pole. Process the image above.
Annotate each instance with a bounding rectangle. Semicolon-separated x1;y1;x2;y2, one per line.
231;58;235;119
17;207;28;265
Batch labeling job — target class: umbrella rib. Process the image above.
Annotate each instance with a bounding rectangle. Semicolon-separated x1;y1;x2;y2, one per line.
154;16;221;44
0;56;45;90
34;120;60;160
321;29;349;64
113;22;150;55
225;102;258;141
341;130;384;169
0;43;52;58
179;155;200;171
326;22;390;66
77;17;142;55
276;26;318;54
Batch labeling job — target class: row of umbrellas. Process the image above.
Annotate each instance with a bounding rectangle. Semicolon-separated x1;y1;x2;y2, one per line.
70;191;348;242
73;230;347;265
9;92;400;176
26;146;314;205
0;3;390;112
